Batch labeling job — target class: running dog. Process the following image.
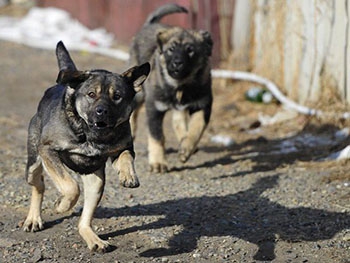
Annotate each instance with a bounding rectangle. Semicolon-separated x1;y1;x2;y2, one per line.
23;41;150;252
129;4;213;173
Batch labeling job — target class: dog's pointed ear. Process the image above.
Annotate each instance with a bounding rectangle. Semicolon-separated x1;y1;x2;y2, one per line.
198;30;213;56
56;70;90;88
56;41;78;71
121;63;150;92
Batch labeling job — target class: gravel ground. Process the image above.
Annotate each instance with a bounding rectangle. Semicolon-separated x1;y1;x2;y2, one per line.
0;40;349;263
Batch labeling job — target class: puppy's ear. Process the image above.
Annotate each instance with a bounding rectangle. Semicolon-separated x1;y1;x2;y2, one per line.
122;63;151;92
199;30;213;56
156;29;169;53
156;28;179;53
56;41;77;71
56;70;90;89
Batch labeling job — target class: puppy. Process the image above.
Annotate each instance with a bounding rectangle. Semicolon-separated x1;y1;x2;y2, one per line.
23;41;150;252
130;3;213;173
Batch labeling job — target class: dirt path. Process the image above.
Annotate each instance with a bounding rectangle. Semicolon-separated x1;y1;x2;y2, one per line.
0;41;349;263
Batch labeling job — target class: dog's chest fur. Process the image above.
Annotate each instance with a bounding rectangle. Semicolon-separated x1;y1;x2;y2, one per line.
151;82;207;112
146;56;211;112
61;129;132;174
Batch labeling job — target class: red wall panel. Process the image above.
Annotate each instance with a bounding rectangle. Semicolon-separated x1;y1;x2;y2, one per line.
37;0;222;64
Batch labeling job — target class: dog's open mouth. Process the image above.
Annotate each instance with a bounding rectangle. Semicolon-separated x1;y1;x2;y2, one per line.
170;70;182;79
169;68;188;79
93;121;109;129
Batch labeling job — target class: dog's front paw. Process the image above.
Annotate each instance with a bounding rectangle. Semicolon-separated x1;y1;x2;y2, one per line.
22;215;44;232
79;226;111;252
179;148;191;163
119;173;140;188
118;165;140;188
149;162;168;173
179;138;196;163
90;238;111;253
114;151;140;188
54;194;79;213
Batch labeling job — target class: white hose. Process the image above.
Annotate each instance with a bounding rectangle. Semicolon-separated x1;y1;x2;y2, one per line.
211;69;350;120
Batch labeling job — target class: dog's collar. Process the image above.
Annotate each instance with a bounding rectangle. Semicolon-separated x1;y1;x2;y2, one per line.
176;90;183;102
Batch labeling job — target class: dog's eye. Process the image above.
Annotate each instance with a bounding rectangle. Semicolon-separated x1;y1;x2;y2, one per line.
186;45;195;57
167;47;174;54
168;43;177;54
88;92;96;99
113;93;122;101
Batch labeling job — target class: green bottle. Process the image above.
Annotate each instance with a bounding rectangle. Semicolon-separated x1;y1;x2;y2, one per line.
245;87;273;103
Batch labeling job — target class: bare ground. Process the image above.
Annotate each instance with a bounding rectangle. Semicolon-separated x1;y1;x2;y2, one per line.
0;39;349;263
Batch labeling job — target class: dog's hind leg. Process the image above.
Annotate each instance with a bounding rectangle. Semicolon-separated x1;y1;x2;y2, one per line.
23;157;45;232
112;150;140;188
23;117;45;232
39;146;80;213
79;169;110;252
179;110;207;162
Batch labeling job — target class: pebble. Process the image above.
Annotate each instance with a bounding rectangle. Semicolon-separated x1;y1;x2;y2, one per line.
313;243;321;250
32;248;42;263
192;253;201;258
0;237;17;248
210;135;235;146
343;232;350;241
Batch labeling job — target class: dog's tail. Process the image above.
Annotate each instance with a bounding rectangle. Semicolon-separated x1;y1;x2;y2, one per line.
145;3;188;25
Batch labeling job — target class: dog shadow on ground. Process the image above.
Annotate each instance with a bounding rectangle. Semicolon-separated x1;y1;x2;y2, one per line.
43;123;349;260
99;174;349;261
173;123;350;178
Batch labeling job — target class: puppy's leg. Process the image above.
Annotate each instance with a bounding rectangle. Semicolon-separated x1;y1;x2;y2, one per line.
130;109;139;140
146;106;167;173
148;135;167;173
23;157;45;232
130;91;144;139
179;110;207;162
79;169;110;252
172;110;188;143
39;146;80;213
112;150;140;188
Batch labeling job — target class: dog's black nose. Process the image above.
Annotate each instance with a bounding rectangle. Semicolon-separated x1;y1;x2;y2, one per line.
95;105;108;116
172;59;183;68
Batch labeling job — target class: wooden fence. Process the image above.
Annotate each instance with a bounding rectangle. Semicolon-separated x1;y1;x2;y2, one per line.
231;0;350;105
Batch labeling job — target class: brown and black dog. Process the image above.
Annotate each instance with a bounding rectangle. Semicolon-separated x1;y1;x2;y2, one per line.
129;4;213;173
23;41;150;252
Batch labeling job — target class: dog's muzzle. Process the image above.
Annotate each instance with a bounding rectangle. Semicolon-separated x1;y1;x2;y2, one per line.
92;105;111;129
167;53;191;79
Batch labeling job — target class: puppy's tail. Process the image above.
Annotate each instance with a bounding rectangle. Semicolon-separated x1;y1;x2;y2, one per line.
145;3;188;25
